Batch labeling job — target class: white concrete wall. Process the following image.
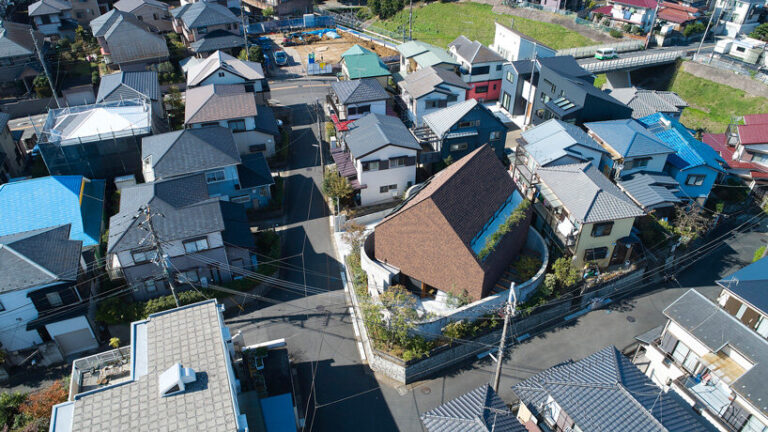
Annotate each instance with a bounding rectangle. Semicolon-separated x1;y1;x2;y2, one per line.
355;145;417;206
345;100;386;121
0;288;44;351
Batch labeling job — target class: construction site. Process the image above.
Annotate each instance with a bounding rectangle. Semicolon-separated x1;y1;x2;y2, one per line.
266;31;398;66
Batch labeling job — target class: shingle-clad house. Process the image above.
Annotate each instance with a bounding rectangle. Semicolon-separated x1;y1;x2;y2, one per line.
372;145;531;301
171;2;242;55
142;127;274;208
90;9;169;69
0;225;100;356
514;346;714;432
185;50;266;94
398;66;469;127
0;21;45;95
185;83;279;156
106;174;255;299
328;79;390;124
417;99;507;165
332;113;419;206
585;118;674;179
421;385;526;432
113;0;172;32
533;162;644;268
448;36;505;102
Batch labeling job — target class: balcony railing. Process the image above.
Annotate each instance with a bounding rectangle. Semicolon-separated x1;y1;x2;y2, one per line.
532;202;577;247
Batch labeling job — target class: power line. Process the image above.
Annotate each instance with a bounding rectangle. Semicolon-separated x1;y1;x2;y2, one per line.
137;204;180;307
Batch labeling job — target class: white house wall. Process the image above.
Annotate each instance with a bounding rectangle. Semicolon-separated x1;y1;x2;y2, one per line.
0;289;45;351
355;145;417;206
619;153;668;178
45;315;95;339
345;100;387;121
197;70;264;92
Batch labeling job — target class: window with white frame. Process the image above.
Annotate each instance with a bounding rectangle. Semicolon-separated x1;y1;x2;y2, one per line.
183;238;209;253
584;247;608;261
671;342;700;373
755;316;768;338
379;184;397;193
206;170;226;183
450;143;468;152
685;174;706;186
362;160;379;171
46;292;63;307
490;131;502;141
390;157;406;168
132;250;157;263
624;157;650;170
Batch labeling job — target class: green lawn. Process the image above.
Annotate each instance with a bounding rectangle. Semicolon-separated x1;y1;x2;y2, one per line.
373;2;595;49
669;68;768;133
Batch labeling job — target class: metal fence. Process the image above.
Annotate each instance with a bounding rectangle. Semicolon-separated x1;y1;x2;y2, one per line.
692;53;768;85
557;40;644;58
581;49;686;73
248;16;335;34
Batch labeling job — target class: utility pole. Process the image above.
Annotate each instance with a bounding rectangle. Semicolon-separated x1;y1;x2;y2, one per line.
492;285;516;393
644;0;660;50
523;47;537;129
29;29;61;108
240;0;250;60
696;0;722;60
409;0;413;41
138;204;180;308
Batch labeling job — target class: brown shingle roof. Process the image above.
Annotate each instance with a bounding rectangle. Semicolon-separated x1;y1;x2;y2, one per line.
185;83;259;124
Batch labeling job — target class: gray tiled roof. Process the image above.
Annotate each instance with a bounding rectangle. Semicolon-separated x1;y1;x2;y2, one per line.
449;35;504;64
107;174;226;253
90;10;168;64
522;119;607;167
399;66;469;99
28;0;71;16
665;289;768;417
189;30;244;54
142;127;241;180
344;113;419;158
423;99;480;138
421;384;525;432
0;21;37;58
617;173;681;210
610;87;688;119
91;8;150;36
536;162;644;223
514;346;715;432
185;84;275;130
113;0;167;13
585;118;674;158
96;70;160;102
717;257;768;315
331;79;389;105
66;300;241;431
0;225;81;292
171;2;238;28
187;50;264;87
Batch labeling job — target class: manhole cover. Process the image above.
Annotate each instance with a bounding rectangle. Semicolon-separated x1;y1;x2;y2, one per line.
420;386;431;395
627;316;636;323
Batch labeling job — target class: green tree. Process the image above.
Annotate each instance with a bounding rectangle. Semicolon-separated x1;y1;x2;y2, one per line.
0;392;27;429
32;74;51;98
322;168;353;202
262;6;275;17
552;257;580;288
751;22;768;41
166;86;184;130
379;285;419;347
342;222;367;251
683;22;706;37
368;0;381;16
238;46;265;63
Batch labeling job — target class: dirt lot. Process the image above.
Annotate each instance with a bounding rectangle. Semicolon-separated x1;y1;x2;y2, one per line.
269;32;398;65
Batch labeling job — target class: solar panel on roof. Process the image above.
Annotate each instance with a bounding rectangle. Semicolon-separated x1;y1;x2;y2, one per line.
562;102;575;111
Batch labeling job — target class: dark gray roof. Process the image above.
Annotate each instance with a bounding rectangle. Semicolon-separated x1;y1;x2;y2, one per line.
171;2;239;28
449;35;504;64
344;113;419;158
189;30;244;54
28;0;71;16
89;10;168;64
586;119;674;158
185;84;275;132
665;289;768;416
238;152;274;189
421;384;525;432
142;127;241;179
423;99;503;138
514;345;715;432
186;50;264;87
521;119;607;167
107;175;226;253
0;225;82;292
96;70;160;102
331;79;389;105
399;66;469;99
717;257;768;315
91;8;152;37
0;21;37;58
536;162;644;223
113;0;167;13
617;173;681;210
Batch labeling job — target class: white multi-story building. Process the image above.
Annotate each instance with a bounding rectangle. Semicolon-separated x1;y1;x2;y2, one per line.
714;0;764;37
637;259;768;432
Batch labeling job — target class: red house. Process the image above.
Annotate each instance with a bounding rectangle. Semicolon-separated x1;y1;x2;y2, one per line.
448;36;505;102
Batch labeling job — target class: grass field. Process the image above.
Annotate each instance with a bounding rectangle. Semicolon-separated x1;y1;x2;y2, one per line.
669;68;768;133
373;2;595;49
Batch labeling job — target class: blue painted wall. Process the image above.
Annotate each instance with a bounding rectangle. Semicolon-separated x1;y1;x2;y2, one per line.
440;105;507;161
668;164;719;201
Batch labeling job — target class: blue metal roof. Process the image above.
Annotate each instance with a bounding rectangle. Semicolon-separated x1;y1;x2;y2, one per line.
717;256;768;314
259;393;297;432
639;113;725;172
585;118;673;158
0;176;104;247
